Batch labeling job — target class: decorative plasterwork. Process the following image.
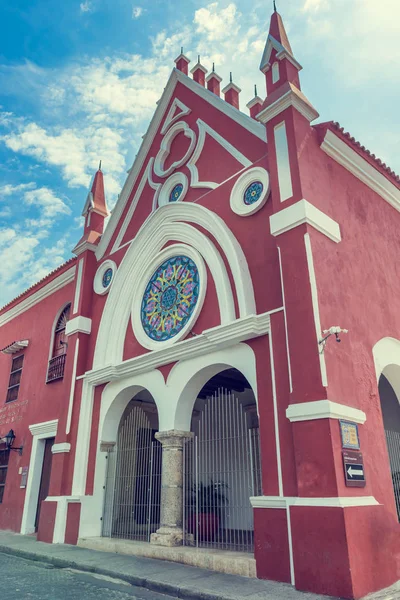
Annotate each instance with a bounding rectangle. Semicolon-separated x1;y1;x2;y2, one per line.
187;119;252;190
96;69;266;260
230;167;270;216
131;243;207;351
321;129;400;213
158;172;188;207
84;312;271;385
93;203;256;368
161;98;191;135
51;442;71;454
154;121;196;178
270;199;341;243
286;399;366;424
1;340;29;354
112;160;155;253
250;495;379;509
93;260;117;296
260;35;302;73
29;419;58;437
257;87;319;124
65;316;92;336
0;266;76;328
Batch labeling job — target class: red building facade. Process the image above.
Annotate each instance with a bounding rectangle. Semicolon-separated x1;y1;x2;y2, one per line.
0;9;400;599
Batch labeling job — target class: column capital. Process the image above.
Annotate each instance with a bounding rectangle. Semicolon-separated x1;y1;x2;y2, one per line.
155;430;193;448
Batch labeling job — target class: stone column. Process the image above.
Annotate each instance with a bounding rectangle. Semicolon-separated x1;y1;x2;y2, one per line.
150;429;192;547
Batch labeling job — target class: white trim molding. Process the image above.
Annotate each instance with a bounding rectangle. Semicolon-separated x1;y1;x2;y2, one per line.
321;129;400;212
131;244;207;351
73;260;84;314
270;199;341;243
274;121;293;202
52;442;71;454
45;495;81;544
304;233;327;387
251;495;379;509
257;87;319;124
65;316;92;336
158;172;188;207
0;266;76;327
95;69;265;260
1;340;29;354
29;419;59;437
20;419;59;535
93;260;117;296
161;98;191;135
286;399;366;424
154;121;196;178
230;167;270;216
187;119;252;190
94;203;256;368
89;312;271;386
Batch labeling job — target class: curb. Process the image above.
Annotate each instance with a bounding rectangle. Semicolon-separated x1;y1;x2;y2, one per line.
0;543;223;600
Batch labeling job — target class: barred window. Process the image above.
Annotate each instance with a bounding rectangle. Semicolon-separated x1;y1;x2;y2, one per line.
0;449;10;503
6;354;24;403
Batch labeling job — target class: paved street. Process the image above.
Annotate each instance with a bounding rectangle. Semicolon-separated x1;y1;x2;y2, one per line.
0;553;178;600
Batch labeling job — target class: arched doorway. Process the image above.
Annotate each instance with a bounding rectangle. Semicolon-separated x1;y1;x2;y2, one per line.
379;371;400;519
102;390;161;541
183;368;261;553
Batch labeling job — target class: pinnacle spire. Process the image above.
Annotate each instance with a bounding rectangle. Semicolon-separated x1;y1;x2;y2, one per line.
273;0;277;12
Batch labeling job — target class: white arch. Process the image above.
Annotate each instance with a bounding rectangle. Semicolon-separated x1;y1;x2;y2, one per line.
165;342;257;431
79;370;167;539
373;337;400;399
94;203;255;369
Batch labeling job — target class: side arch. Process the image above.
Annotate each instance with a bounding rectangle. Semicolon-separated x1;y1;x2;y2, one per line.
373;337;400;398
165;342;258;431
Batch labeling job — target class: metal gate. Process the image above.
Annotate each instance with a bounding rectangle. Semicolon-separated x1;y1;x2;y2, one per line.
102;404;162;541
183;388;262;553
385;430;400;520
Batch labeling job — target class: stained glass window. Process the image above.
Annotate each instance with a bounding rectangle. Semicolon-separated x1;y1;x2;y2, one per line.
169;183;183;203
141;255;200;342
244;181;263;205
102;268;113;288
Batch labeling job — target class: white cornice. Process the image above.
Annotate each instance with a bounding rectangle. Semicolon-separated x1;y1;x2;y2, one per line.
222;82;241;95
321;129;400;212
29;419;58;437
65;316;92;336
0;267;76;328
251;495;378;509
81;313;271;385
95;69;266;260
286;399;366;424
73;241;98;256
270;199;341;243
257;88;319;124
246;96;263;110
1;340;29;354
51;442;71;454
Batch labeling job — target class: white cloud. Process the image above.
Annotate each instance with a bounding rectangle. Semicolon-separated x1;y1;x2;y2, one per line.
132;6;143;19
80;1;92;13
23;187;71;218
194;3;238;42
302;0;329;12
0;182;35;197
0;207;12;217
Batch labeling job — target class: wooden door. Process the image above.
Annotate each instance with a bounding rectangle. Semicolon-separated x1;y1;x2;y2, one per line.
35;437;55;531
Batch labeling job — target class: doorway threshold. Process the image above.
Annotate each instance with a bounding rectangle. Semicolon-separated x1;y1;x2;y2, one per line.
78;537;256;578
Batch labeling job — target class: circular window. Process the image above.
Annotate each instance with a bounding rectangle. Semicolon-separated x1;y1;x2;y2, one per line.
244;181;263;205
169;183;183;203
230;167;270;216
102;268;113;288
141;255;200;342
94;260;117;295
158;172;188;207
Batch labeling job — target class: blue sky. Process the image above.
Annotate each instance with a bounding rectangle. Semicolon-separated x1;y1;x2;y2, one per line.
0;0;399;307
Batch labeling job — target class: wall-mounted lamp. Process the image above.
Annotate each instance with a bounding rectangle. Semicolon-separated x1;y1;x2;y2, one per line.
0;429;23;456
319;326;348;354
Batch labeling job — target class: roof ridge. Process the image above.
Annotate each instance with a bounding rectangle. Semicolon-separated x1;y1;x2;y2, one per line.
320;120;400;185
0;256;77;314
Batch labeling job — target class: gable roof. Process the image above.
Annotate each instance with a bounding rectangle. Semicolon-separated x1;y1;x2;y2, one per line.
95;68;266;260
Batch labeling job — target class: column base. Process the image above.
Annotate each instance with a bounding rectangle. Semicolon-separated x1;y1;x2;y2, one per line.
150;526;183;547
